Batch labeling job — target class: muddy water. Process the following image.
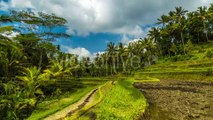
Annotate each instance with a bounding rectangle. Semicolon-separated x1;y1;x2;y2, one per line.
134;79;213;120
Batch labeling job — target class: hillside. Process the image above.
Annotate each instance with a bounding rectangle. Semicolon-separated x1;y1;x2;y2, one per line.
135;41;213;81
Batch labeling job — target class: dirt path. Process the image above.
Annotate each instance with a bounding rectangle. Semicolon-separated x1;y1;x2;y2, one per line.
134;79;213;120
44;88;98;120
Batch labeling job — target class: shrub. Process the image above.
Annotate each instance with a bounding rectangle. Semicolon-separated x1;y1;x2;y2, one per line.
206;49;213;58
169;54;193;62
198;47;206;53
185;40;193;54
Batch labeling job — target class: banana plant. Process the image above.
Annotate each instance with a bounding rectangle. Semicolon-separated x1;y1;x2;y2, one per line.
0;81;37;119
17;66;49;98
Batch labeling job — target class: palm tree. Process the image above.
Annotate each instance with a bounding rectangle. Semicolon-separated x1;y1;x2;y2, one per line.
106;42;117;75
148;27;162;53
116;42;127;72
44;60;67;79
157;15;169;27
196;6;209;42
125;40;144;69
173;7;188;54
187;12;201;43
207;4;213;38
117;42;125;55
107;42;116;55
141;38;157;65
148;27;160;42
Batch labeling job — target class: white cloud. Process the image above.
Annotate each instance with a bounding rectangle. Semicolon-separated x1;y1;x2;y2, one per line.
120;25;152;44
64;46;93;58
126;39;141;46
121;34;130;44
1;0;212;37
1;31;19;38
63;45;104;59
0;1;9;10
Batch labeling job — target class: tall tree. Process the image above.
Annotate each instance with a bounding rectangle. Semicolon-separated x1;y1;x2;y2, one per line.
196;6;209;42
107;42;117;75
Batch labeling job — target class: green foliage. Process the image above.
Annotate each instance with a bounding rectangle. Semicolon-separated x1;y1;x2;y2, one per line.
0;26;14;33
185;40;193;54
18;66;49;98
0;10;75;120
205;49;213;58
0;66;50;119
166;54;194;62
53;88;62;98
197;47;206;53
170;43;178;55
0;3;213;119
0;81;37;120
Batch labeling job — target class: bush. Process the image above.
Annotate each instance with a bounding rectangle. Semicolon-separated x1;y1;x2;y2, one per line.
198;47;206;53
169;54;193;62
185;40;193;54
206;49;213;58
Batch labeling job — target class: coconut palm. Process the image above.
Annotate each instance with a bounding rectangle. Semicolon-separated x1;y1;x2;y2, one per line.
106;42;117;74
196;6;209;42
173;7;188;54
140;38;157;65
157;15;169;27
116;42;127;72
187;12;202;43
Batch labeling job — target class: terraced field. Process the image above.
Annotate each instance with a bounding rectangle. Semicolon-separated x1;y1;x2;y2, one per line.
134;79;213;120
135;58;213;81
27;45;213;120
133;56;213;120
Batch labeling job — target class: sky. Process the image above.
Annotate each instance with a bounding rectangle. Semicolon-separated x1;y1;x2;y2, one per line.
0;0;212;58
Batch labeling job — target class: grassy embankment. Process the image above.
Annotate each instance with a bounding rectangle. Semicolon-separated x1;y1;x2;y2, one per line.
27;78;107;120
74;78;148;120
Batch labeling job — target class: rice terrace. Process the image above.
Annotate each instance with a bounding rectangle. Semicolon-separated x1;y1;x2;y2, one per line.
0;0;213;120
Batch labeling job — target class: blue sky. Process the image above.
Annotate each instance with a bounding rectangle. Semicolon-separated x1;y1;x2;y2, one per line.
60;33;121;52
0;0;212;57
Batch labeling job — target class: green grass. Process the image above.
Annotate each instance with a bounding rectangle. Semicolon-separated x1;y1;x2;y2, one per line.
134;76;160;82
27;85;97;120
79;78;146;120
68;82;113;120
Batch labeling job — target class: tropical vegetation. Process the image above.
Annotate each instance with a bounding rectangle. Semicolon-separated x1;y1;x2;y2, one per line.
0;3;213;120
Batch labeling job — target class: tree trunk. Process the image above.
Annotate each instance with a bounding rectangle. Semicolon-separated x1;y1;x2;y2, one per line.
38;53;43;68
205;31;209;42
203;22;209;42
181;32;186;55
198;32;200;43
